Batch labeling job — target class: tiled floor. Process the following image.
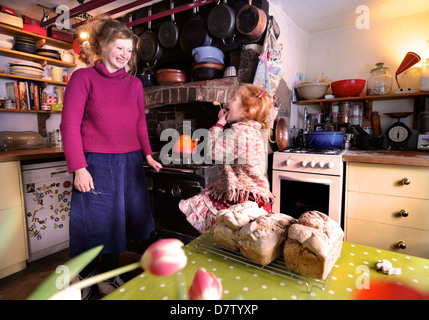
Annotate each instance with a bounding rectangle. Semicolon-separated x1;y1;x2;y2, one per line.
0;249;143;300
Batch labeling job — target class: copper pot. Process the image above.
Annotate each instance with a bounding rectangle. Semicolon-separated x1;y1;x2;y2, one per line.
236;1;267;39
156;69;187;85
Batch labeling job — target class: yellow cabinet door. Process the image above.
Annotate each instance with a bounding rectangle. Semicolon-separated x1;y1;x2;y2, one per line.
0;206;28;278
0;161;22;211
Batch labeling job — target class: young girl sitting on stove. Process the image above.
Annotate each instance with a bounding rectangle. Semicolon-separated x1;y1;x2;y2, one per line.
179;83;274;233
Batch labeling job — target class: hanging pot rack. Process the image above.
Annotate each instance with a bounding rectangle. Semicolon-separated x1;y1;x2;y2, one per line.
40;0;217;30
125;0;216;28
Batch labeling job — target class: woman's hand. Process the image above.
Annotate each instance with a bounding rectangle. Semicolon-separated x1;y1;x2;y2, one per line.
217;109;228;127
146;155;162;172
74;167;94;192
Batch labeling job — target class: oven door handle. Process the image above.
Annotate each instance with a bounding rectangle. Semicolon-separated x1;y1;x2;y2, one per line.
280;175;333;186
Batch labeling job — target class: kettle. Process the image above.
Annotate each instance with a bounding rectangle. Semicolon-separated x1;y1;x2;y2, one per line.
172;135;199;154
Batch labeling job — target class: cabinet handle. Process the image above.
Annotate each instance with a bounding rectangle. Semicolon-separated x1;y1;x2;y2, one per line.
401;178;411;185
397;241;407;249
399;209;408;217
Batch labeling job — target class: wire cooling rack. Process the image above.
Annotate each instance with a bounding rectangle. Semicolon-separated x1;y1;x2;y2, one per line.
192;230;330;293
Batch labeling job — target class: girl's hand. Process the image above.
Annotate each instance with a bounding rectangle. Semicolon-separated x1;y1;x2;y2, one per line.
217;109;228;126
74;167;94;192
146;155;162;172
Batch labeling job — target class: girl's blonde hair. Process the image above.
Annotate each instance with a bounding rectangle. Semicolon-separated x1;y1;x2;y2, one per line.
81;16;139;73
236;84;273;129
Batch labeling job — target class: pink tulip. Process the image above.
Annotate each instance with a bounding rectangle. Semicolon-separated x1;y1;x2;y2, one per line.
141;239;187;276
188;268;223;300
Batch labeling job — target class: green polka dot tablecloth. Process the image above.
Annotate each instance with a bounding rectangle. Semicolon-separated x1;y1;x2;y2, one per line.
105;238;429;300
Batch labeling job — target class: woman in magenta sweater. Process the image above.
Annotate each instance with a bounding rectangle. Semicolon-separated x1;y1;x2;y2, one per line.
60;17;161;298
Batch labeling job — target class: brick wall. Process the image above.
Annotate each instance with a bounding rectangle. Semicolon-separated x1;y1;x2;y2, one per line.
144;77;239;108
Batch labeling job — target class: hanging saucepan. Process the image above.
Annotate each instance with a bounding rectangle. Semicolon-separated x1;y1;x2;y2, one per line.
236;0;267;39
158;0;179;49
180;0;212;54
139;7;163;66
268;117;288;151
207;0;235;45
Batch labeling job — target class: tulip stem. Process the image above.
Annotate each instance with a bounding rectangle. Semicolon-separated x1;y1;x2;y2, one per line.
49;262;141;299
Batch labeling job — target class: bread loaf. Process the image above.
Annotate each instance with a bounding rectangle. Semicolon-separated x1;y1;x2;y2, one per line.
213;202;267;251
238;213;297;265
283;211;344;280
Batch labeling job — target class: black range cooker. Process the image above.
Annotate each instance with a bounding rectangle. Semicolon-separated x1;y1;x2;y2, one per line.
144;152;219;244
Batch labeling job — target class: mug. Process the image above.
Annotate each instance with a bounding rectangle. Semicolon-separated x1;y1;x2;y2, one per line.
51;67;63;82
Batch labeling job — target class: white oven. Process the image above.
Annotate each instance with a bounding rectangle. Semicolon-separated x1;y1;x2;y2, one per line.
272;149;346;226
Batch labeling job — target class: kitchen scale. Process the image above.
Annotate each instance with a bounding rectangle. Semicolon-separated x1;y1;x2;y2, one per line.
384;112;413;150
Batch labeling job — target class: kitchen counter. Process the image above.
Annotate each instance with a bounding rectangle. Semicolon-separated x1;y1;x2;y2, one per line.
343;150;429;167
104;232;429;300
0;147;65;163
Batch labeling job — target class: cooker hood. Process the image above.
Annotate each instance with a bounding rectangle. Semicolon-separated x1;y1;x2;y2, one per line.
144;77;239;108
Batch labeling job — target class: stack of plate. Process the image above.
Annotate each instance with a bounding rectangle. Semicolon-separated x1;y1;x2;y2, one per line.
36;48;60;60
14;37;37;54
9;61;44;78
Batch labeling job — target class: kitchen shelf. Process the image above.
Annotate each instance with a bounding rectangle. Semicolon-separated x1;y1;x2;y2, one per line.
0;48;76;68
193;230;330;294
0;72;67;86
0;23;73;50
0;108;60;114
295;91;429;129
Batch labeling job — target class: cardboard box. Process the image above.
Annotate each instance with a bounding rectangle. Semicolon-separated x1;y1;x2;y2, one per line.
1;6;16;16
48;27;74;43
22;15;40;26
23;24;47;36
0;11;23;28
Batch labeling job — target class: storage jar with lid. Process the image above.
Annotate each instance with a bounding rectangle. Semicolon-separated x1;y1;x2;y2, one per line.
419;58;429;91
367;62;392;95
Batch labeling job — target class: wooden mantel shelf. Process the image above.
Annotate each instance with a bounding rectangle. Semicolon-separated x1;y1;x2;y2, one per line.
295;91;429;129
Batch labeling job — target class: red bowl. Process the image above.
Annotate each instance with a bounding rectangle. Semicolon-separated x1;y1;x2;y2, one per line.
331;79;366;97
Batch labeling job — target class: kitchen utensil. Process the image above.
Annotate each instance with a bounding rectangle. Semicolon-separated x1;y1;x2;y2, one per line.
180;0;212;54
156;69;187;85
139;7;163;65
158;0;179;49
367;63;392;95
296;82;329;100
207;0;235;44
172;135;199;154
384;112;413;150
192;46;224;64
192;62;225;81
274;117;288;151
223;66;237;77
60;50;75;63
331;79;366;97
51;67;63;82
304;131;345;149
236;0;267;39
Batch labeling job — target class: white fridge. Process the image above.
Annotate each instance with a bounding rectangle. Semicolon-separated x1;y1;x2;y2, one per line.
21;160;72;262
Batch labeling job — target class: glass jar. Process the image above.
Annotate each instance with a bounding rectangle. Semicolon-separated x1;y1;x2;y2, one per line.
313;113;323;124
330;103;339;113
351;104;361;116
331;112;340;123
419;58;429;91
351;115;361;125
367;62;392;95
340;101;350;113
341;112;349;123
